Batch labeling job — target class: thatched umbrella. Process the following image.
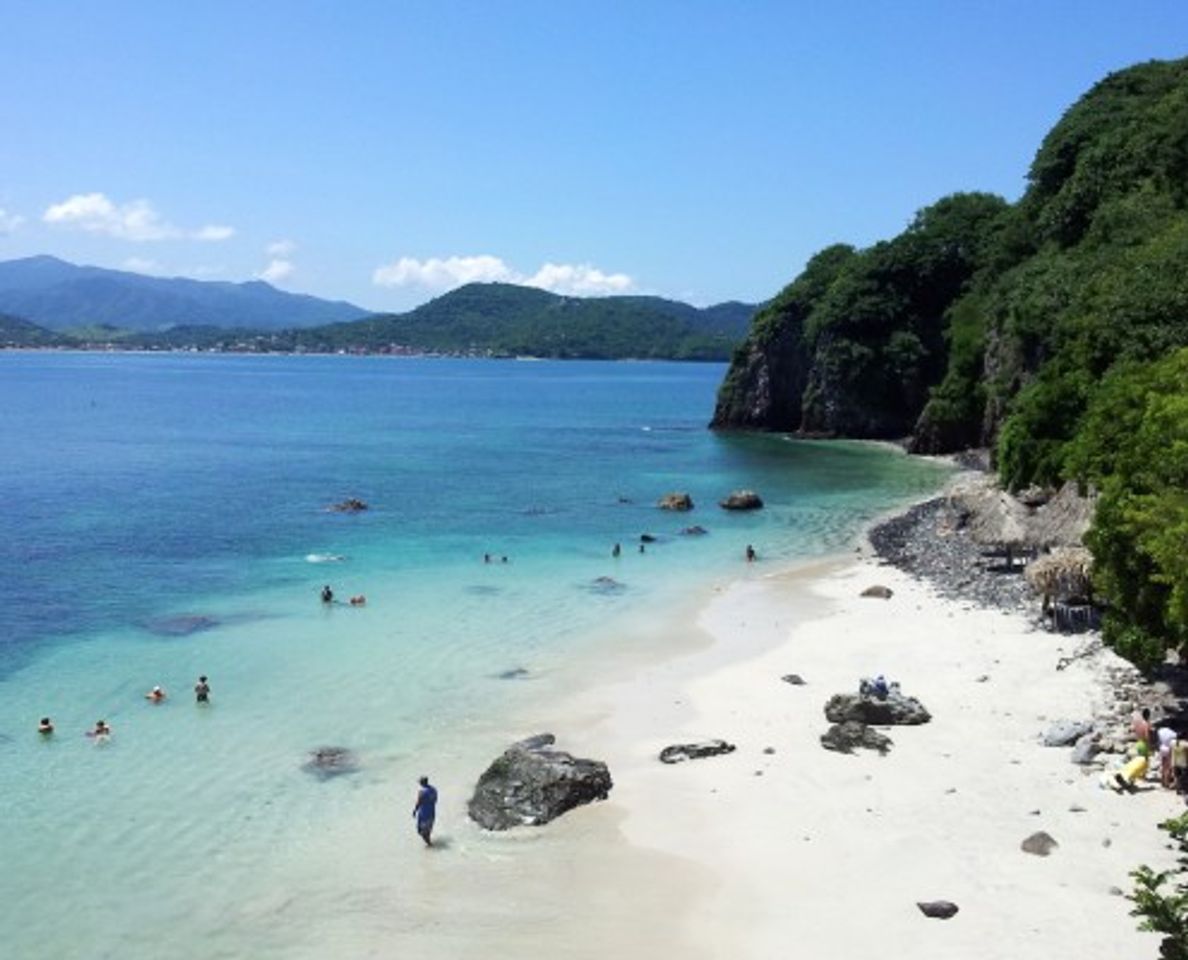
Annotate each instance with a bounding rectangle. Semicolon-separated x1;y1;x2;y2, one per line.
1025;547;1094;612
950;479;1031;568
1027;481;1097;550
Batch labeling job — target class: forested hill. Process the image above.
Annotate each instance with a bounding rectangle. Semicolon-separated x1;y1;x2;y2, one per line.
0;255;368;332
713;56;1188;668
0;312;65;347
714;56;1188;475
282;283;757;360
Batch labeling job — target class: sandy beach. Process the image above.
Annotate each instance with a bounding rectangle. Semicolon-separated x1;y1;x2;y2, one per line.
447;535;1184;959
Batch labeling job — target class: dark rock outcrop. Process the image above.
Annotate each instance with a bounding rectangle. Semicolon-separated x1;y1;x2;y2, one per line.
824;691;931;726
680;525;709;536
302;746;359;780
719;490;764;511
468;734;612;830
659;739;737;764
821;721;892;755
917;900;959;920
658;492;694;511
860;585;894;599
1021;831;1059;856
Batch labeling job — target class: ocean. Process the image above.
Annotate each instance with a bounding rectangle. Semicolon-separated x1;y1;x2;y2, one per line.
0;352;947;958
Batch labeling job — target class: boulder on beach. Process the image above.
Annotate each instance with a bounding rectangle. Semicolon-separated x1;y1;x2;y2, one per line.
329;498;368;512
860;585;894;599
719;490;764;511
302;746;359;780
782;673;807;686
824;691;931;725
917;900;959;920
659;739;736;764
1041;720;1094;747
1021;831;1059;856
1071;733;1100;765
468;733;612;830
658;492;694;511
821;721;892;755
680;525;709;536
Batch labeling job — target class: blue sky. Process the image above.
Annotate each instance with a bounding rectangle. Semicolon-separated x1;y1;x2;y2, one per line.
1;1;1185;312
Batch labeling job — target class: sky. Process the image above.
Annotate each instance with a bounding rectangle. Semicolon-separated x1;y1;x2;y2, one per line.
1;1;1186;312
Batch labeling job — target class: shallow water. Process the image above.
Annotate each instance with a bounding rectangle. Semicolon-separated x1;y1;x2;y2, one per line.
0;353;947;958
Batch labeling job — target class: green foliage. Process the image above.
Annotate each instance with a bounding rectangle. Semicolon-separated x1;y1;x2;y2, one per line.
1129;865;1188;959
0;312;70;347
1066;350;1188;667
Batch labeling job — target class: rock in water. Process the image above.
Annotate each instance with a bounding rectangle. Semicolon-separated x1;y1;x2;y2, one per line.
659;739;736;764
680;525;709;536
824;692;931;725
1041;720;1093;747
469;733;612;830
860;585;894;599
144;614;219;637
330;498;368;512
1021;831;1059;856
719;490;764;511
820;721;892;755
658;492;694;511
917;900;959;919
302;746;359;780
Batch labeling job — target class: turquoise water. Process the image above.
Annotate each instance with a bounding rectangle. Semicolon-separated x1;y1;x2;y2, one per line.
0;353;946;958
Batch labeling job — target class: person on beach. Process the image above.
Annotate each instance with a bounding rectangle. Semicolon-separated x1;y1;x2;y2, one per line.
412;776;438;847
745;544;756;563
1174;737;1188;793
195;676;211;703
321;585;334;604
612;543;621;558
1133;707;1153;746
38;717;54;736
1111;740;1151;793
1158;726;1178;788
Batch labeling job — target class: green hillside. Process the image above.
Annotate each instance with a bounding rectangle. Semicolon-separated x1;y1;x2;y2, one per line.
0;312;68;347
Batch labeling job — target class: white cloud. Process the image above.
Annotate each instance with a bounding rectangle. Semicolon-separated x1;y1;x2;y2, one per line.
122;256;162;274
258;258;294;283
372;254;634;296
0;207;24;234
266;239;296;257
43;192;234;242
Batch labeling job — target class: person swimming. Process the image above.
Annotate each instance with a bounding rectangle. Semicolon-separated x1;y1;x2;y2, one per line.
145;685;166;702
349;595;367;606
88;720;111;739
38;717;54;736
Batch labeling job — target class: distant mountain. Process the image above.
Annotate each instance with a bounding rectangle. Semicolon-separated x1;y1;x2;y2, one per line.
283;283;758;360
0;311;66;347
0;256;369;332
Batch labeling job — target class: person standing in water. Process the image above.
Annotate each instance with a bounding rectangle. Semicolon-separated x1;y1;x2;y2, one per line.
745;544;756;563
195;675;211;703
612;543;621;558
38;717;54;736
321;585;334;604
412;776;438;847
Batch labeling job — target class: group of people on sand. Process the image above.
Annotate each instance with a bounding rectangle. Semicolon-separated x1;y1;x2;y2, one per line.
37;675;212;742
1111;707;1188;794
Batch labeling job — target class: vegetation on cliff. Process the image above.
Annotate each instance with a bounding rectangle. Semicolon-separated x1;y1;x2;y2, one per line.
714;56;1188;666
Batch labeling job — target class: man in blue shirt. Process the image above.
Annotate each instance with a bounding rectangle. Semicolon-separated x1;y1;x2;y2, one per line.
412;776;438;847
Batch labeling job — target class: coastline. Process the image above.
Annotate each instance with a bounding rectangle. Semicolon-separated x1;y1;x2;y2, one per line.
429;471;1183;959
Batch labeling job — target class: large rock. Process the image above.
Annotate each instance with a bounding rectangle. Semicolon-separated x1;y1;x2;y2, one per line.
917;900;959;920
680;525;709;536
860;585;894;599
1041;720;1093;747
1021;831;1059;856
719;490;764;511
658;492;694;511
824;692;931;726
468;734;612;830
821;721;892;755
1070;733;1100;765
659;739;736;764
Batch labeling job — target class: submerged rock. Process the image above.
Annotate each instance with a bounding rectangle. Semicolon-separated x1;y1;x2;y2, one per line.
329;498;368;512
824;692;931;726
587;576;626;595
821;721;892;755
658;492;694;511
496;667;530;680
468;733;612;830
659;739;737;764
719;490;764;511
917;900;959;920
302;746;359;780
144;614;219;637
680;525;709;536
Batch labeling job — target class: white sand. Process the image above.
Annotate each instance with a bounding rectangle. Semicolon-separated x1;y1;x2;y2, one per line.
479;554;1184;959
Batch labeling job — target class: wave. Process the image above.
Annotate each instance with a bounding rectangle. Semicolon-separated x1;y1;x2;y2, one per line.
305;553;346;564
